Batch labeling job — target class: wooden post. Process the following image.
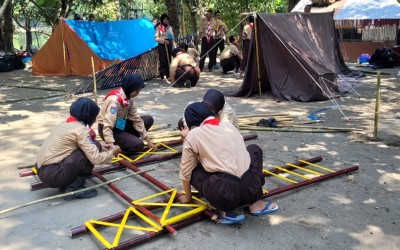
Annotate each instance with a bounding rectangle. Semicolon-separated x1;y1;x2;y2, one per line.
91;57;98;104
254;13;262;96
61;19;68;76
373;71;381;139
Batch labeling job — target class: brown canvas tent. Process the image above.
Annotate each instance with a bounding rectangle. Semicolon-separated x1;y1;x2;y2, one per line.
231;12;350;101
32;18;156;76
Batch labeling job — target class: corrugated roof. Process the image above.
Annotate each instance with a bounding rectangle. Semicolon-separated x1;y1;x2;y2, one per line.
292;0;400;20
335;0;400;20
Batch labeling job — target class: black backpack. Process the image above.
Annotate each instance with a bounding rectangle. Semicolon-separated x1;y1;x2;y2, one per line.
0;54;15;72
370;48;395;68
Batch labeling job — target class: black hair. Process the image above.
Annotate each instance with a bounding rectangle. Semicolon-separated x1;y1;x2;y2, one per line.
248;15;254;23
215;10;221;15
229;35;236;43
178;43;188;52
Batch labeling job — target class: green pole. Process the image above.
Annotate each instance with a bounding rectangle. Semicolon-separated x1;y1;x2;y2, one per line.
373;72;381;139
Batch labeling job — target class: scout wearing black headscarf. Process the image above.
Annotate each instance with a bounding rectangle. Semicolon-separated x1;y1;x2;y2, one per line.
202;89;225;114
155;13;174;81
179;102;278;224
35;97;120;200
97;73;156;152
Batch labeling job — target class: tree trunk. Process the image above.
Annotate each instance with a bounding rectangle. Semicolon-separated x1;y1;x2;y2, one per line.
3;0;14;53
25;17;32;50
186;2;197;34
0;0;11;18
165;0;180;39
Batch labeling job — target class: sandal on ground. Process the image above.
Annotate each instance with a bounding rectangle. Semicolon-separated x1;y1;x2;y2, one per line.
217;211;245;225
250;201;279;216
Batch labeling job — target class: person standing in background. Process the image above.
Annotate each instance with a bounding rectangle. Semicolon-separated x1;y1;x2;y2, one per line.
155;14;174;82
198;9;217;72
240;15;254;78
212;11;229;69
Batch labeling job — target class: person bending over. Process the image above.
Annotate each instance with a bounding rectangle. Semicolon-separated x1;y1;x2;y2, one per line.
97;74;156;152
178;89;239;134
35;98;121;200
178;43;200;63
170;48;201;88
179;102;278;224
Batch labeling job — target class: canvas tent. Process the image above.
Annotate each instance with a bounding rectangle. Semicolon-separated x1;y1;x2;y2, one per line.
232;12;350;101
33;18;157;76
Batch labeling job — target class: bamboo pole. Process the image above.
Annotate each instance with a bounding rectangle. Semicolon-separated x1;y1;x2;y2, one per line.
91;57;98;104
148;124;171;132
61;19;68;76
0;169;155;216
254;13;262;96
373;72;381;139
237;113;290;118
239;126;353;133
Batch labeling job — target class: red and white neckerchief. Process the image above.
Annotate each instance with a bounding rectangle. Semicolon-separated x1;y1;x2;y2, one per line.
202;117;220;126
159;24;167;33
105;88;129;107
249;23;254;29
66;116;96;140
206;19;212;43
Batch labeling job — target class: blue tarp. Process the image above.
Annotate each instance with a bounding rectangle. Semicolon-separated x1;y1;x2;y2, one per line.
65;19;157;60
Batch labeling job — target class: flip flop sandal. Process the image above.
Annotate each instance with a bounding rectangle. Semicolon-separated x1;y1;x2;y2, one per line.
250;201;279;216
217;212;245;225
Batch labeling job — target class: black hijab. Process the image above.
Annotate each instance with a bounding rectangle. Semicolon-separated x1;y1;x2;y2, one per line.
70;97;99;126
121;74;145;97
184;102;215;129
202;89;225;114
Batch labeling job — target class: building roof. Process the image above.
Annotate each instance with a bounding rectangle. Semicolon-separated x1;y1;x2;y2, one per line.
292;0;400;20
335;0;400;20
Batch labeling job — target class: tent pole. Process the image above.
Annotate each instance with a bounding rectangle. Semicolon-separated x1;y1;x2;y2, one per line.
91;57;98;104
61;19;68;77
373;71;381;139
254;13;262;96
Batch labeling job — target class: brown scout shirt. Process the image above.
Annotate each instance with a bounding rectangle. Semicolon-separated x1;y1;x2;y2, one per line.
179;118;250;182
36;122;114;168
219;44;240;61
242;23;253;40
169;53;198;82
198;17;217;39
155;25;174;44
187;48;200;62
97;89;147;144
214;19;228;39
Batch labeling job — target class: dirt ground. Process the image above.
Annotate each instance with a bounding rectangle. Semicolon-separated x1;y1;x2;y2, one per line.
0;65;399;250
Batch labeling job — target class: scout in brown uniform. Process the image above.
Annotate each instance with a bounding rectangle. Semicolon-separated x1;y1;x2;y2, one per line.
220;36;242;74
97;74;156;152
178;102;278;224
155;13;174;81
178;89;239;132
240;15;254;78
36;98;121;200
198;9;217;72
178;43;200;63
212;10;229;68
169;48;200;88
